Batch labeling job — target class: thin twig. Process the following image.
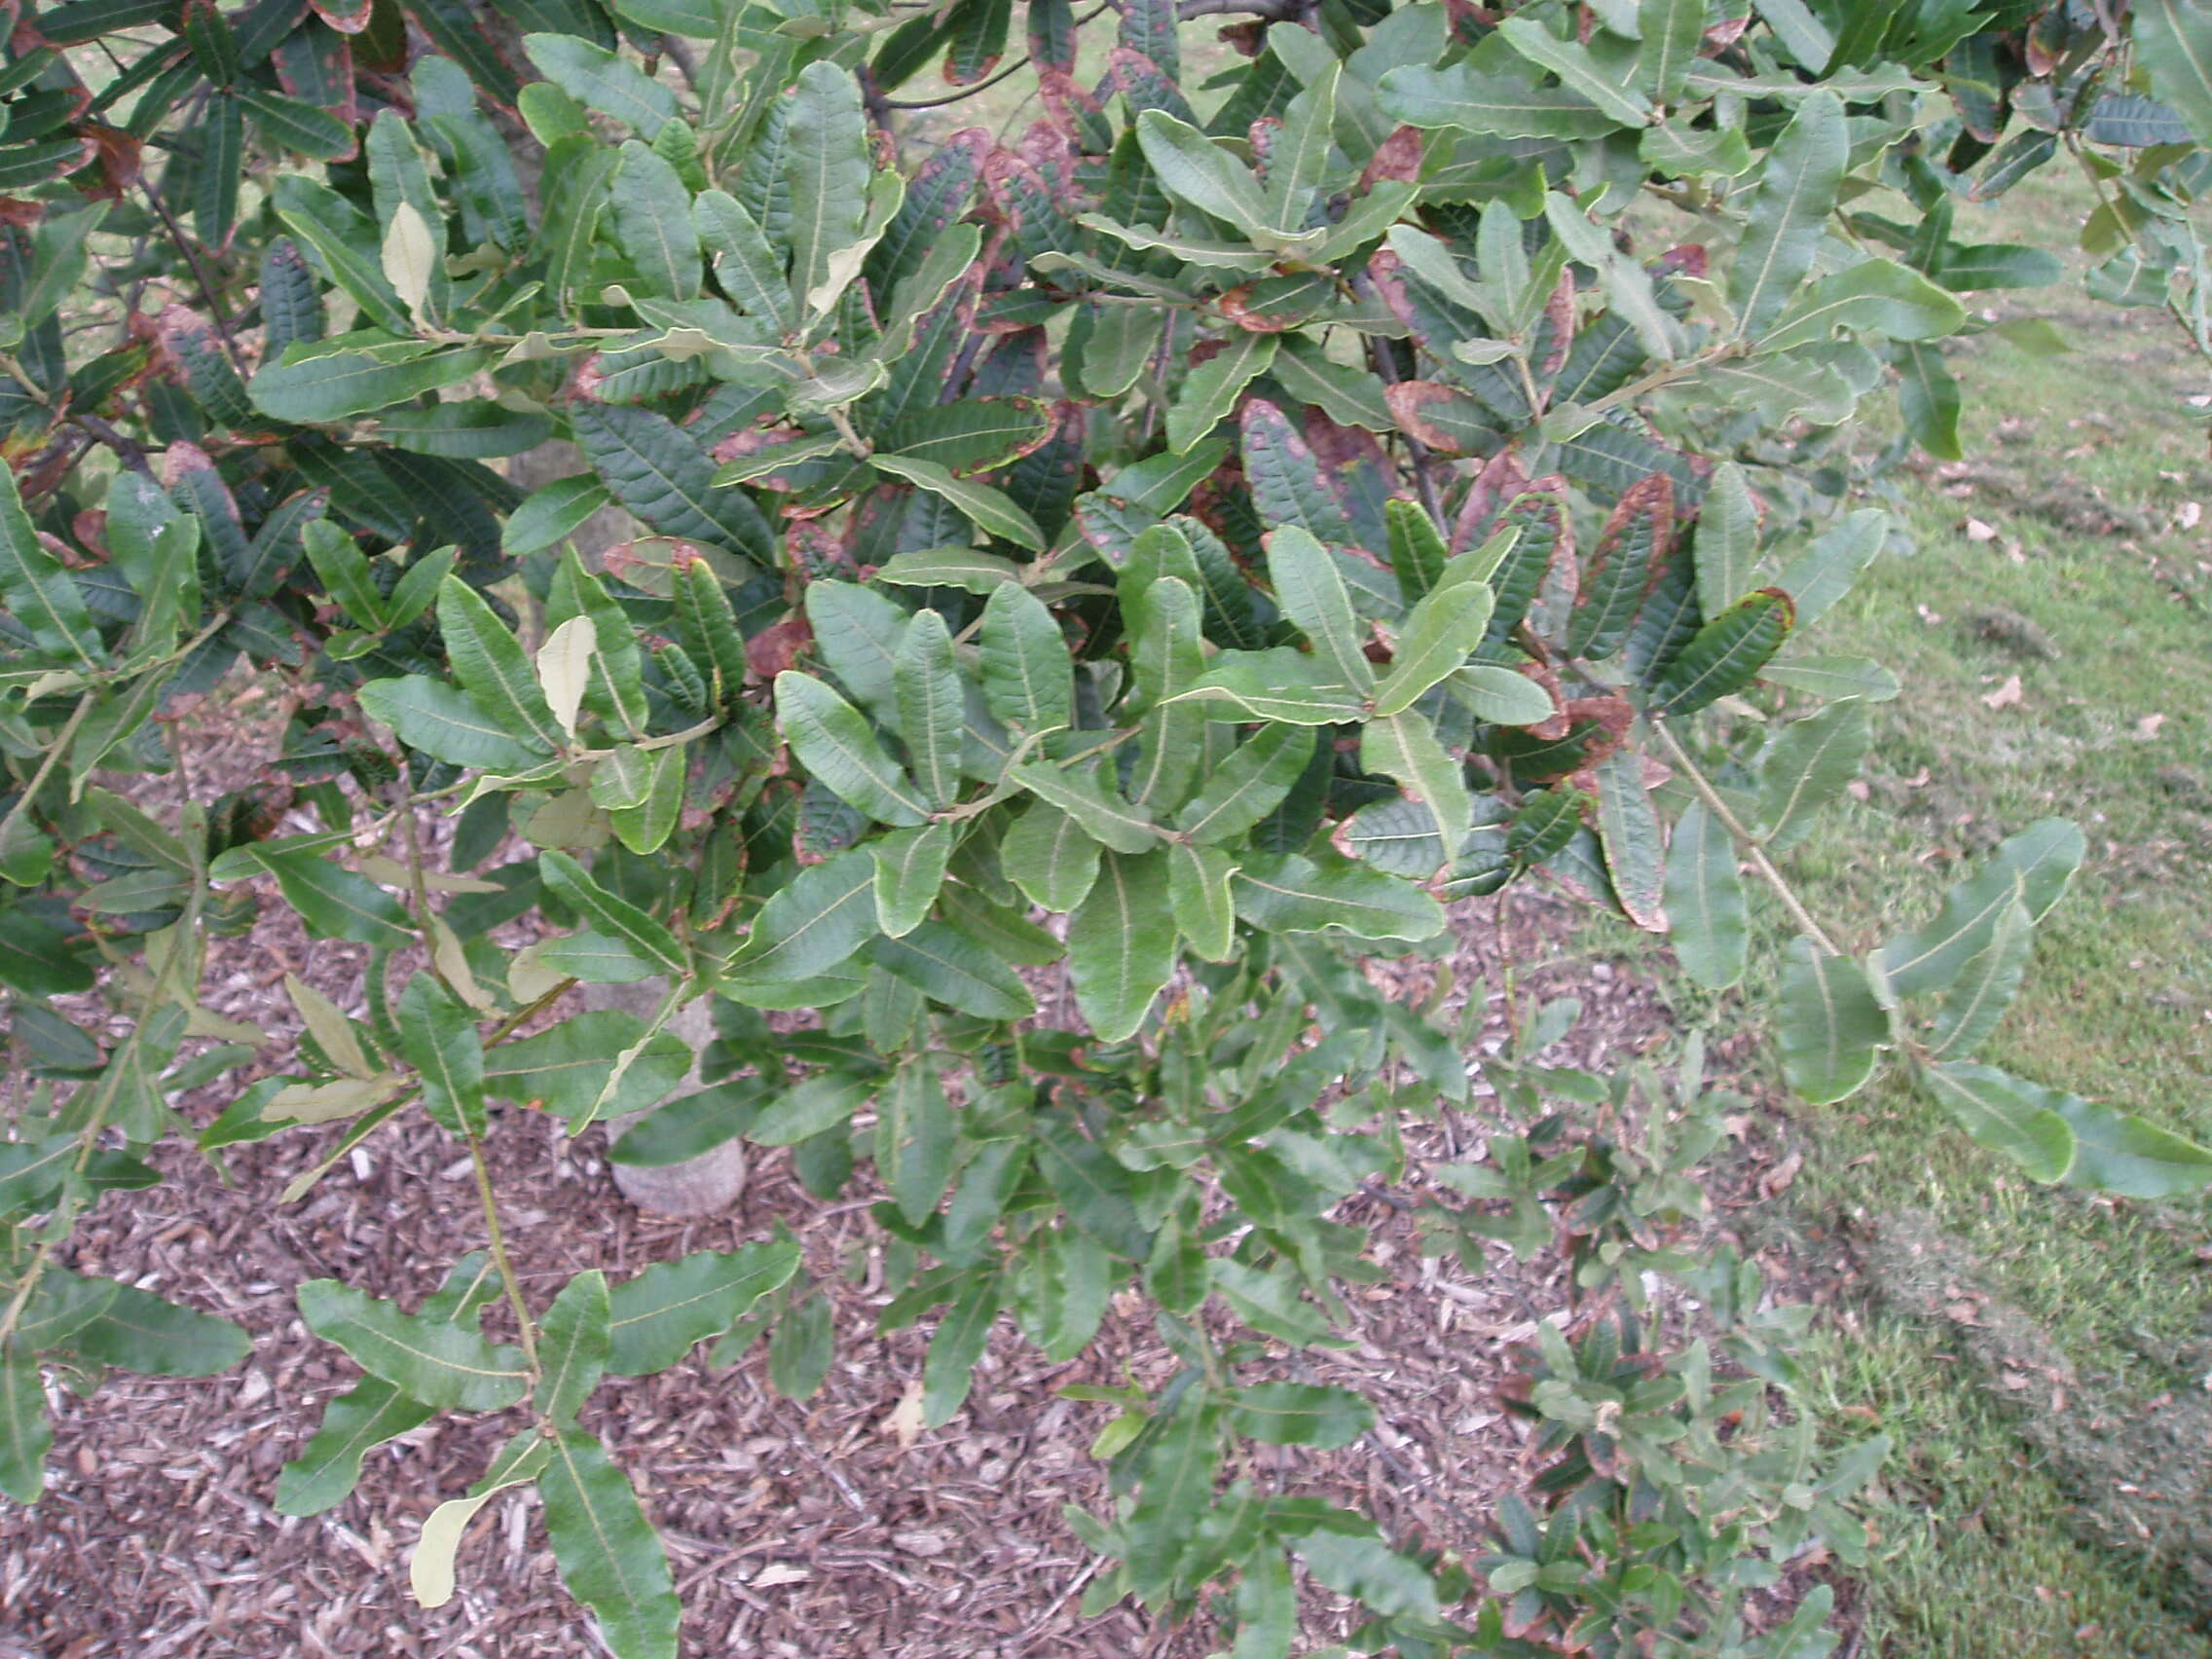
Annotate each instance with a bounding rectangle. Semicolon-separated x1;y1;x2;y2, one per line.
139;174;247;376
467;1128;540;1372
879;4;1112;111
1655;720;1844;956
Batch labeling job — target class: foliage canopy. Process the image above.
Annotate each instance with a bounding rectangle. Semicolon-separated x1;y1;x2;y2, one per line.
3;0;2211;1651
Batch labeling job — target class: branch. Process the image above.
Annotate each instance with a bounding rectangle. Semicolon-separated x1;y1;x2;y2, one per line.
138;174;247;377
1654;720;1845;958
878;4;1113;111
1177;0;1304;18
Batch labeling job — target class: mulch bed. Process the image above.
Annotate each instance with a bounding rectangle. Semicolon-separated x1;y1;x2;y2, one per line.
0;693;1745;1658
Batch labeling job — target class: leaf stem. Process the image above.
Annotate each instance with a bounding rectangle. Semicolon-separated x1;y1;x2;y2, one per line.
1653;720;1844;957
0;692;95;861
467;1128;539;1374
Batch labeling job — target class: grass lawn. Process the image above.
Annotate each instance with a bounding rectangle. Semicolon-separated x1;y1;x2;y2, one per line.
1677;170;2212;1655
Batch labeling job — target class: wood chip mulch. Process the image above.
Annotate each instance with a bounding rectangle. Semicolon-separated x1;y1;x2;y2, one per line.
1;697;1697;1658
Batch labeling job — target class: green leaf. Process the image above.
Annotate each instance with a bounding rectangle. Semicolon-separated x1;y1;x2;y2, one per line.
1761;655;1899;702
1693;461;1761;617
748;1071;874;1147
768;1292;834;1398
1233;852;1444;942
396;971;487;1136
609;140;701;301
1899;341;1962;461
1928;898;2031;1061
246;847;415;949
1231;1546;1295;1659
571;402;772;564
15;203;108;336
878;1055;955;1227
197;91;242;247
249;345;488;424
1228;1382;1375;1449
0;465;98;668
359;675;550;771
1663;802;1747;990
1647;590;1793;718
1593;748;1666;931
536;1270;611;1422
1446;665;1555;726
1728;89;1847;338
922;1276;1002;1428
1757;699;1869;852
438;577;565;754
240;83;356;160
606;1240;801;1375
1265;61;1341;231
1168;333;1277;455
870;454;1046;551
524;32;677;136
65;1279;246;1377
538;851;688;978
1496;15;1653;128
301;518;385;628
1079;300;1166;399
609;1079;768;1166
1167;839;1236;963
1377;64;1625;140
1774;508;1885;627
722;849;881;985
1267;526;1376;696
275;1378;434;1516
1126;573;1207;812
1569;475;1674;661
486;1012;692;1123
1777;941;1886;1105
1069;850;1177;1042
977;583;1073;735
1178;724;1315;845
783;62;871;319
1878;819;2084;998
1638;0;1705;104
541;1431;682;1659
1126;1391;1221;1598
1177;648;1370;725
1919;1062;2074;1184
0;1354;50;1504
694;189;795;334
1034;1112;1153;1260
1373;580;1493;717
1386;498;1449;608
2052;1090;2212;1199
872;547;1022;593
776;671;931;827
869;920;1036;1018
538;135;621;307
1136;109;1271;239
869;822;954;938
895;609;965;813
1292;1529;1440;1621
1758;257;1968;354
1360;712;1471;860
299;1279;529;1409
1008;760;1161;854
1001;802;1102;912
2133;0;2212;149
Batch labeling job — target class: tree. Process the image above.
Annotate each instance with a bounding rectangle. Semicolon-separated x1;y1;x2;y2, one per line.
1;1;2208;1652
